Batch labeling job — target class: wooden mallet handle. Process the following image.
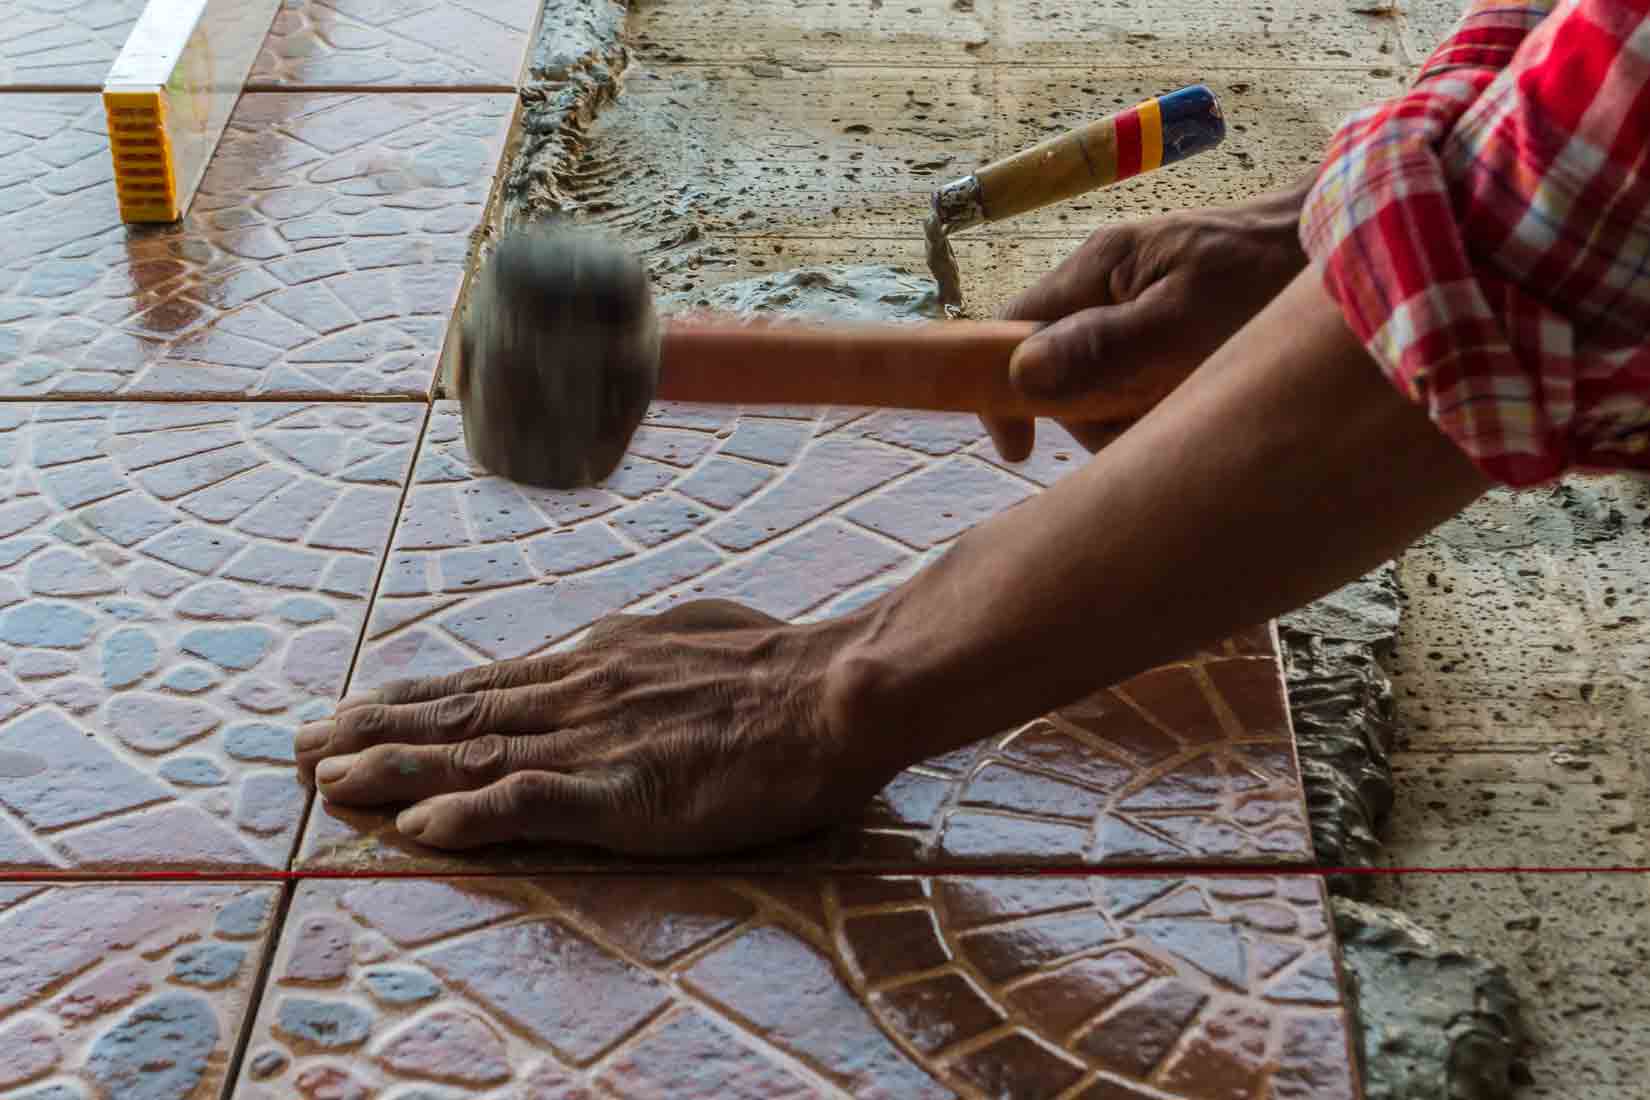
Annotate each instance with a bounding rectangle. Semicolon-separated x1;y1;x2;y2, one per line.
656;318;1180;421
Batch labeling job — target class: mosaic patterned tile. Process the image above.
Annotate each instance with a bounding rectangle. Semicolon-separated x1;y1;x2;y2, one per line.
299;403;1308;870
0;403;419;870
0;0;145;87
231;874;1357;1099
0;882;280;1100
249;0;543;89
0;91;513;399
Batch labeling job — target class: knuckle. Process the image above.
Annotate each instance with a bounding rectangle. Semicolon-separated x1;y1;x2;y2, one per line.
359;743;406;774
431;692;482;734
498;771;554;816
375;679;418;705
454;734;510;780
458;666;500;694
338;704;387;742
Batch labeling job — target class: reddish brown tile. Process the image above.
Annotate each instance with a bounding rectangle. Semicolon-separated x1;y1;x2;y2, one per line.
0;883;279;1098
250;0;542;89
302;405;1310;871
0;403;416;870
0;92;512;398
231;875;1358;1099
0;0;145;87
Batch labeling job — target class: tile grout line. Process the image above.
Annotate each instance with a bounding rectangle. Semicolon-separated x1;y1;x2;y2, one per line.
278;399;438;872
218;878;296;1097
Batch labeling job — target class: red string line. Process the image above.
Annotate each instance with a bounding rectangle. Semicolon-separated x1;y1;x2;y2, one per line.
3;864;1647;884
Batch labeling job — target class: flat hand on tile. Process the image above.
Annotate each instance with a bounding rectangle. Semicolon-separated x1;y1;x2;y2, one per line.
296;601;895;855
981;176;1314;462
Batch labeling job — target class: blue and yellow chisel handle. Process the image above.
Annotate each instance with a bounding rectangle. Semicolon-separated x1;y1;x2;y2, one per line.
931;85;1226;233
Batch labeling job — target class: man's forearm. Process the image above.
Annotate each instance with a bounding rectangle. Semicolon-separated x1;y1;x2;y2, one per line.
825;270;1490;770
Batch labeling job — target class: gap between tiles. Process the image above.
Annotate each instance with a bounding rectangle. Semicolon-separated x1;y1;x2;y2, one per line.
277;399;435;874
219;878;298;1090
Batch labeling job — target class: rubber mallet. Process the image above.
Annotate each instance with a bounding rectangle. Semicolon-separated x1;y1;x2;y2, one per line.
454;231;1187;490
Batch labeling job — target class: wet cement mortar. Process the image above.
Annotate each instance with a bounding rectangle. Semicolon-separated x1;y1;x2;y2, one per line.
469;3;1558;1096
1283;569;1530;1098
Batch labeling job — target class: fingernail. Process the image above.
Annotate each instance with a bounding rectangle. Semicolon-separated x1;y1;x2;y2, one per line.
337;692;376;711
295;722;332;753
315;753;357;784
396;806;429;836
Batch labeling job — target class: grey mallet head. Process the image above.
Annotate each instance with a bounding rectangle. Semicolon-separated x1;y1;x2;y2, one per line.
455;229;662;489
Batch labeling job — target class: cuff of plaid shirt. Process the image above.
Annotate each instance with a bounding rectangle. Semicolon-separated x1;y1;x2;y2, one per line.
1294;0;1650;488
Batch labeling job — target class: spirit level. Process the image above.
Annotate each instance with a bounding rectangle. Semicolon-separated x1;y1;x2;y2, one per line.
101;0;282;223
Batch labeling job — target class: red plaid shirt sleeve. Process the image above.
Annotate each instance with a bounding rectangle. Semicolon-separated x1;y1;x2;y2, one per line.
1299;0;1650;487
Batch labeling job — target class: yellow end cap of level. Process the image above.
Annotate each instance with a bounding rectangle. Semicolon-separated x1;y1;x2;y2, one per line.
103;90;181;224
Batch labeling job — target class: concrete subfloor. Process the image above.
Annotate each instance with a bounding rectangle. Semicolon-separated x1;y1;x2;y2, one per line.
1375;475;1650;1097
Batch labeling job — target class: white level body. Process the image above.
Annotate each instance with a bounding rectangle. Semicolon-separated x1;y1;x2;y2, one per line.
102;0;282;223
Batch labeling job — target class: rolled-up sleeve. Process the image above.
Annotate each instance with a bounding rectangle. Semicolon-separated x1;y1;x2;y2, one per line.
1299;0;1650;487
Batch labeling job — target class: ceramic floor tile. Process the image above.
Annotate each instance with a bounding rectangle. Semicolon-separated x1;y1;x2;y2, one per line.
0;882;281;1099
230;873;1356;1100
0;91;514;399
0;0;146;88
0;403;420;870
249;0;543;89
299;403;1308;870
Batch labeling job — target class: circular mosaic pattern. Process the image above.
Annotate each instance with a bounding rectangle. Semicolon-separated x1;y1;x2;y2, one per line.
0;403;417;869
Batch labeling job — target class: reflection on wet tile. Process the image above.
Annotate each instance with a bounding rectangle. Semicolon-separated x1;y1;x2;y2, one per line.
299;404;1308;871
0;0;146;87
0;92;513;398
0;883;278;1098
250;0;542;88
231;875;1357;1099
0;403;417;870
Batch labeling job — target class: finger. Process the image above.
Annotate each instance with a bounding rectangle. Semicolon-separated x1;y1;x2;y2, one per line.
999;225;1132;322
343;653;568;712
980;414;1034;463
1007;280;1188;402
315;731;598;806
297;676;590;783
394;770;624;851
